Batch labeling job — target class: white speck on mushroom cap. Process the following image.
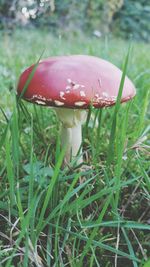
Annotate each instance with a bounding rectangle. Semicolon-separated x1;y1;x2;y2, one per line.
60;91;64;96
32;94;46;101
80;91;86;97
66;85;71;90
95;93;99;98
67;78;72;84
35;100;46;105
73;84;80;90
98;78;102;88
93;98;99;103
102;92;109;97
97;97;103;101
75;101;86;106
54;100;65;106
66;90;70;94
60;91;66;100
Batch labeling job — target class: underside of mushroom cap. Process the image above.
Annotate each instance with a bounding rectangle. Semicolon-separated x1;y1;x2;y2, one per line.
17;55;136;109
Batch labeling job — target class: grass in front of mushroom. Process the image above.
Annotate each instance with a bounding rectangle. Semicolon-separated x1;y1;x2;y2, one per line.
0;28;150;267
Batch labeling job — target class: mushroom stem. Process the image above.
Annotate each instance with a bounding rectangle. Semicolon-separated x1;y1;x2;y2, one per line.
61;123;83;164
55;108;87;165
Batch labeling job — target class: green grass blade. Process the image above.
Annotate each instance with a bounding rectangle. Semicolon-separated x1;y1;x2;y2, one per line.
0;124;9;150
79;220;150;231
17;50;45;101
107;45;131;166
28;115;34;207
136;157;150;191
36;146;66;236
122;228;138;267
114;102;131;208
78;193;113;265
48;222;140;263
5;135;15;208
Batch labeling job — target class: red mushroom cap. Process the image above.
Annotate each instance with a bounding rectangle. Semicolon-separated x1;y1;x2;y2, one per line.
17;55;136;109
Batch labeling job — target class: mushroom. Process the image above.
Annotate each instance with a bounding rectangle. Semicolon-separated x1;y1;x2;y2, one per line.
17;55;136;164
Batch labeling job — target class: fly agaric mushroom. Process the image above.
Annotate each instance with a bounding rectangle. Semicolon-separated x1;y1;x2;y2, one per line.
17;55;136;164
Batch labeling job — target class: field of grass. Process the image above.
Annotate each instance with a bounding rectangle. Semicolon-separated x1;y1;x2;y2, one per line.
0;28;150;267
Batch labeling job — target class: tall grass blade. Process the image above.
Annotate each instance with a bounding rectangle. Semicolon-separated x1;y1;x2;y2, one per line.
48;223;140;262
122;228;138;267
5;135;15;208
107;45;131;166
36;146;66;236
17;50;45;101
78;194;113;265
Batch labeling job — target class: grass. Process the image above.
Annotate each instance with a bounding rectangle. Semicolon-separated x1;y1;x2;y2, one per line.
0;28;150;267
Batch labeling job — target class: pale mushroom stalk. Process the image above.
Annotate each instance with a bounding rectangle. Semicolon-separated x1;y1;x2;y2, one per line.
55;108;87;164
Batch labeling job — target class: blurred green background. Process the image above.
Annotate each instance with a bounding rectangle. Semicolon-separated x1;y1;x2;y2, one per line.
0;0;150;41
